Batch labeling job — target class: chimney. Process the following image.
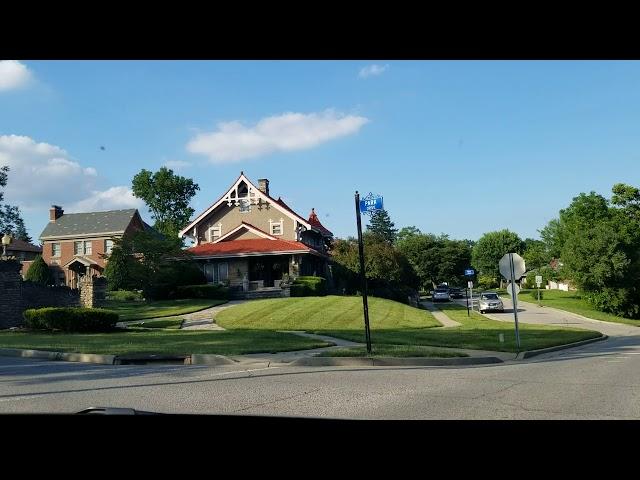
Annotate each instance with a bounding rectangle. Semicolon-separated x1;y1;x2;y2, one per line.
258;178;270;196
49;205;63;222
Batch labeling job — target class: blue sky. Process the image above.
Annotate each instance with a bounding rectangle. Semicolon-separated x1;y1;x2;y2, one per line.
2;60;640;243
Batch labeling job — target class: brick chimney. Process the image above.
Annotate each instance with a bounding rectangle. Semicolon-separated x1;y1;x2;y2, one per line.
49;205;63;222
258;178;270;196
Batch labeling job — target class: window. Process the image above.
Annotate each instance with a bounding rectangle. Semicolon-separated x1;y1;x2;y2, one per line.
52;243;61;257
271;221;283;236
74;241;83;255
209;224;222;242
203;262;229;284
239;198;251;213
105;239;114;254
84;241;92;255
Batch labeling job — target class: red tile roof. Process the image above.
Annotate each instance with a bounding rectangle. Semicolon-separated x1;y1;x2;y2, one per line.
307;208;333;237
188;238;318;257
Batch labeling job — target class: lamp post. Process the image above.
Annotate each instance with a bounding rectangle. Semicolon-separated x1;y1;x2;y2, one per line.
2;233;12;257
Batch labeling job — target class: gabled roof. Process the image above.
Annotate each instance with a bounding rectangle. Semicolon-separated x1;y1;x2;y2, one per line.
40;209;140;240
213;221;278;243
7;238;42;253
187;238;324;258
179;173;313;238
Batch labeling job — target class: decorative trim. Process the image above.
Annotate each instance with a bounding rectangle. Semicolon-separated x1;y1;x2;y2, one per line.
213;222;277;243
179;173;312;237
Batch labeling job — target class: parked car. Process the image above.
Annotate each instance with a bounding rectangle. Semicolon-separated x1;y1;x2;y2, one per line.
449;287;464;299
432;287;451;302
478;292;504;313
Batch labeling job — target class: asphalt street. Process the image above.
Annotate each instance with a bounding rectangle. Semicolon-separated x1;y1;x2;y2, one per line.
2;298;639;418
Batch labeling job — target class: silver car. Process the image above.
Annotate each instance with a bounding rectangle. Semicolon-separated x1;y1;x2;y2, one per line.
478;292;504;313
432;288;451;302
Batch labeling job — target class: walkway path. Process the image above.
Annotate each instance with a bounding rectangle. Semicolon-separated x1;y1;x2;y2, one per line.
420;301;461;327
180;300;248;330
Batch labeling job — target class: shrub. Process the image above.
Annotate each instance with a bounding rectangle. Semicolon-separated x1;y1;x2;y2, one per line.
290;276;327;296
478;274;498;290
174;284;229;300
24;255;51;286
106;289;144;301
529;289;543;301
23;307;119;332
583;288;640;319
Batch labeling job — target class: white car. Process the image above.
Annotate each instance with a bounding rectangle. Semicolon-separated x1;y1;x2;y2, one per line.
478;292;504;313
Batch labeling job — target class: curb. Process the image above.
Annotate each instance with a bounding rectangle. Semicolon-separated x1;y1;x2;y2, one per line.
290;356;504;367
190;354;237;365
520;334;608;359
0;348;115;365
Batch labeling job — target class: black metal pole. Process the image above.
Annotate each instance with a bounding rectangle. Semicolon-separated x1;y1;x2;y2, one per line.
466;284;470;316
355;191;372;355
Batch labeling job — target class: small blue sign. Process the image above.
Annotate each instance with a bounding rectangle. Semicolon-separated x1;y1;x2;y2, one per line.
464;269;475;276
359;194;383;214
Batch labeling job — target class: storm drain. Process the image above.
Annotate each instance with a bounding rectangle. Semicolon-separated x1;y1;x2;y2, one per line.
114;355;192;365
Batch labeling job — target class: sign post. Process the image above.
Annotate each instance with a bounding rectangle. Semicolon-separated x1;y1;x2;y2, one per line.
464;269;474;315
535;275;542;307
499;253;526;351
354;191;382;355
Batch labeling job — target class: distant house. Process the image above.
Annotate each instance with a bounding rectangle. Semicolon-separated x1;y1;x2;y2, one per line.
179;172;333;293
39;205;157;289
6;238;43;278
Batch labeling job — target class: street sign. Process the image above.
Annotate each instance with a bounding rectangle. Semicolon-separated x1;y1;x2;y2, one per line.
499;253;525;280
535;275;542;287
359;193;383;214
464;269;475;276
505;282;520;296
467;281;473;289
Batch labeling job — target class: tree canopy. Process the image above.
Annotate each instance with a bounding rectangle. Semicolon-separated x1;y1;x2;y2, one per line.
132;167;200;239
471;229;524;280
0;166;31;242
365;209;397;244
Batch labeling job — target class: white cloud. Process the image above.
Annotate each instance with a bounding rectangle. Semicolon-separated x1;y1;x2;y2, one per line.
186;109;369;163
0;134;139;214
359;64;389;79
163;160;192;171
0;60;33;91
69;186;144;213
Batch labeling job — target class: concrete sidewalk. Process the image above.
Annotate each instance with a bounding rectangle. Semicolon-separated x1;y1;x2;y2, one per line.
421;301;461;327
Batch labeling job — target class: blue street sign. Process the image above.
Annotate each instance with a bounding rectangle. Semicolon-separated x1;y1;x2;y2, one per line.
464;269;475;276
359;194;383;214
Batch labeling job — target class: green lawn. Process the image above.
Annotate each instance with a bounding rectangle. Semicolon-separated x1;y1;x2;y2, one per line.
103;298;226;321
515;289;640;327
126;318;184;329
0;329;331;356
319;345;468;358
216;295;441;330
216;295;601;353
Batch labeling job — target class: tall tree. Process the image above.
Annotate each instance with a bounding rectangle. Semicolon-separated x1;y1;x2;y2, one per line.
471;229;524;280
397;226;422;242
366;209;397;244
522;238;549;271
132;167;200;239
24;255;51;286
0;166;32;242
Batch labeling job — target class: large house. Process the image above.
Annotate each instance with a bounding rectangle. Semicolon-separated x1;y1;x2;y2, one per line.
39;206;154;288
180;172;333;292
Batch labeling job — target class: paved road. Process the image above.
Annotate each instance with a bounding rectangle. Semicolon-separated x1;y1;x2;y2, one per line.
2;300;639;418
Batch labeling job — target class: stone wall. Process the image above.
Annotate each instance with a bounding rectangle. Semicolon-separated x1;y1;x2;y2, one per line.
0;260;25;329
79;276;107;308
22;282;79;309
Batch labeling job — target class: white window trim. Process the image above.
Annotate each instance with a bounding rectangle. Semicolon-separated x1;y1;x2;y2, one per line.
84;240;92;255
74;241;83;256
105;239;114;255
270;218;284;236
52;243;61;258
208;223;223;242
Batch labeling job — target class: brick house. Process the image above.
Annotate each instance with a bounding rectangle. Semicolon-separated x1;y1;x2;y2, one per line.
4;238;43;277
39;205;155;289
179;172;333;293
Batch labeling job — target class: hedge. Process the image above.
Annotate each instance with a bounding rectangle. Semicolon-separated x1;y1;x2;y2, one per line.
174;284;229;300
23;307;119;332
290;276;327;297
106;290;144;301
